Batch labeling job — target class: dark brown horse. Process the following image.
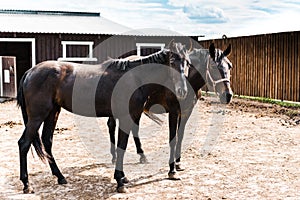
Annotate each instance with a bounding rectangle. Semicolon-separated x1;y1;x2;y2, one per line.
17;41;190;193
108;43;233;179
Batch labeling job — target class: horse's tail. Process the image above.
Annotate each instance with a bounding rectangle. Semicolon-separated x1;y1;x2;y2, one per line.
17;71;29;125
17;71;48;162
143;110;163;126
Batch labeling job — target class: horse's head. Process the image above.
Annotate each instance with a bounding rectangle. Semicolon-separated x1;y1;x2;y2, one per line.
207;43;233;104
166;40;190;99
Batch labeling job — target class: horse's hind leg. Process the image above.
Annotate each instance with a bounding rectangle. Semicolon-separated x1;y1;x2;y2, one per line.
18;119;43;193
107;117;117;164
41;105;67;184
132;120;147;163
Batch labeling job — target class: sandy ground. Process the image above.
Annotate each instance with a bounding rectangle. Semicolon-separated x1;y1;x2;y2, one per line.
0;96;299;200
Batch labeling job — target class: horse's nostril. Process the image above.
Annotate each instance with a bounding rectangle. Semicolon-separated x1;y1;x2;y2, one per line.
178;88;182;95
177;88;186;98
220;92;233;104
226;92;233;103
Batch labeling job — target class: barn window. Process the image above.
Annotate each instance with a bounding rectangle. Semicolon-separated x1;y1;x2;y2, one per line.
58;41;98;62
136;43;165;56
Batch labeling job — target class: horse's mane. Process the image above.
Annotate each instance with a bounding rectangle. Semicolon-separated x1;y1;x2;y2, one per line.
102;58;130;71
102;49;169;71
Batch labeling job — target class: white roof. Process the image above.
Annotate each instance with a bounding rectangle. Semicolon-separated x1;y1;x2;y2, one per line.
0;10;185;36
0;10;132;35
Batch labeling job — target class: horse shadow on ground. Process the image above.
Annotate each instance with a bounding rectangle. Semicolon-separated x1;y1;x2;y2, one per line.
6;163;169;199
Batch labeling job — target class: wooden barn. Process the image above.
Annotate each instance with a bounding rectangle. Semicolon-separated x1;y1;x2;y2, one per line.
0;9;197;98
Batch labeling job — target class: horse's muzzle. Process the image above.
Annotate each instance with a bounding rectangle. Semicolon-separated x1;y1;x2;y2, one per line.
176;88;187;100
220;91;233;104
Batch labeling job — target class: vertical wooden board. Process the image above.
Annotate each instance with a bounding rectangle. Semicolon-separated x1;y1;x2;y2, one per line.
258;35;263;97
238;38;242;95
293;33;297;102
240;37;244;95
251;37;256;96
277;33;282;100
284;33;289;100
244;37;248;96
55;35;61;60
286;33;289;101
274;34;278;99
239;37;244;95
266;35;269;98
295;32;300;102
290;33;294;101
292;33;297;102
278;34;283;100
286;33;290;101
230;39;237;95
254;37;258;97
268;35;273;99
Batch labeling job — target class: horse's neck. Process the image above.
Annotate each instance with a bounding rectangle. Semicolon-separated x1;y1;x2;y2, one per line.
188;49;208;92
188;66;205;92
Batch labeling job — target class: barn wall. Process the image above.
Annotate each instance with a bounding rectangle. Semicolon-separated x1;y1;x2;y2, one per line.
0;32;193;86
199;31;300;102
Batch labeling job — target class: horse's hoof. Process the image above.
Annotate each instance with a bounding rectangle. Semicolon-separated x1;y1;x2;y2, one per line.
117;186;128;193
139;155;148;164
175;163;185;171
168;172;181;180
121;177;129;184
23;186;34;194
58;178;68;184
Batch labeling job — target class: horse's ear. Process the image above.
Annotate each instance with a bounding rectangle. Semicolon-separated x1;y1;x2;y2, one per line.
209;43;215;59
188;39;193;53
223;44;231;57
167;39;175;49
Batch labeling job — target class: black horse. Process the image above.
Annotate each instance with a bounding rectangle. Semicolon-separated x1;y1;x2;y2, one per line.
17;41;190;193
107;43;233;179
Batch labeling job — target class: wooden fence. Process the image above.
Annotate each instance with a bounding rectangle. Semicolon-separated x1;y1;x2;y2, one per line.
198;31;300;102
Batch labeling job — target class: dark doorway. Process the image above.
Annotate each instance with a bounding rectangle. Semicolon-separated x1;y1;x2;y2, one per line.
0;42;31;87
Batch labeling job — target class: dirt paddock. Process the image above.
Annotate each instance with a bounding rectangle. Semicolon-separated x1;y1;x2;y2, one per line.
0;96;299;199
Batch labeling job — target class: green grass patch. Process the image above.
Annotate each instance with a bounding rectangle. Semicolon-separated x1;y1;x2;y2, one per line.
200;91;300;109
235;95;300;109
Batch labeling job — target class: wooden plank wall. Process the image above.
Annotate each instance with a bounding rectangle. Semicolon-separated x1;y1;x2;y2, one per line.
199;31;300;102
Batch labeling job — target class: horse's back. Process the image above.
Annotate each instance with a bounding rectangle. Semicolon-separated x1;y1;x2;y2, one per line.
21;61;75;109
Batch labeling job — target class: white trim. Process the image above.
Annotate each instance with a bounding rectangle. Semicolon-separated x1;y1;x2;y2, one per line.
136;43;165;56
58;41;98;62
57;57;98;62
0;38;36;68
61;41;95;45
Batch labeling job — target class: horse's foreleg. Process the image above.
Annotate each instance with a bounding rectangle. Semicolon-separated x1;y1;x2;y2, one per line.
41;106;67;184
114;126;130;193
175;116;188;171
132;119;147;163
107;117;117;164
168;111;180;180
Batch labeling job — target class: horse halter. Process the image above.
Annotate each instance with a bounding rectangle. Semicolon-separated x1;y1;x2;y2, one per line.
206;54;231;94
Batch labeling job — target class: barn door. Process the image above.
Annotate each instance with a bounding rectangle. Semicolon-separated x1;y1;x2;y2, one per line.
0;56;17;98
